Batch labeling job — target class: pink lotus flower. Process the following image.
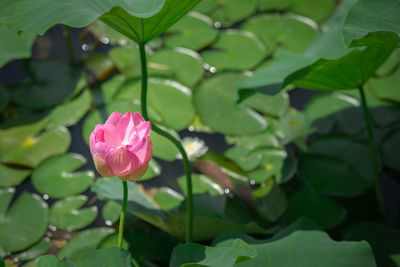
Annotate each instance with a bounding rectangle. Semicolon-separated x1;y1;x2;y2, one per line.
89;111;152;181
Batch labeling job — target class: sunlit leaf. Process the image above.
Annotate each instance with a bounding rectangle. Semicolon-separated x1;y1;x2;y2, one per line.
32;153;95;198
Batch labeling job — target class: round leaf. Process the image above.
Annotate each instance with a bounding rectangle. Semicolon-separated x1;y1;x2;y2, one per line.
165;12;218;50
49;195;98;231
14;238;50;261
148;47;204;86
195;73;267;135
153;187;184;211
56;228;114;261
0;163;31;188
177;174;224;196
209;0;258;27
32;153;95;198
201;30;266;71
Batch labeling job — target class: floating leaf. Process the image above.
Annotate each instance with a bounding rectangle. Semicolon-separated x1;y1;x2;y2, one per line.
283;186;346;229
47;90;92;129
109;46;141;78
148;47;204;87
0;124;71;168
259;0;291;11
242;91;289;117
202;30;266;71
49;195;98;231
102;200;121;224
153;187;184;211
89;20;133;46
291;0;335;22
177;174;224;196
56;228;114;261
32;153;94;198
140;159;162;181
170;239;257;267
0;192;48;253
0;163;31;188
14;238;50;261
195;73;267;135
242;14;318;53
209;0;258;27
274;108;311;145
164;11;218;51
9;60;80;110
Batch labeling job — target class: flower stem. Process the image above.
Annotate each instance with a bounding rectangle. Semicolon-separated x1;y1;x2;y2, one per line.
62;25;75;65
138;42;193;243
118;180;128;248
358;86;386;218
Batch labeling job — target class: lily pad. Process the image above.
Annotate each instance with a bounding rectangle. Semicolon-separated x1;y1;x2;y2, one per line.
102;200;121;224
291;0;335;22
140;159;162;181
209;0;258;27
201;30;266;71
0;163;31;188
148;47;204;87
242;91;289;117
89;20;133;46
0;125;71;168
47;90;92;129
195;73;267;135
242;14;318;53
14;238;50;261
56;228;115;261
49;195;98;231
153;187;184;211
283;186;346;229
0;192;48;253
114;78;196;130
109;46;141;79
164;11;218;50
9;60;79;110
170;239;257;267
32;153;95;198
177;174;224;196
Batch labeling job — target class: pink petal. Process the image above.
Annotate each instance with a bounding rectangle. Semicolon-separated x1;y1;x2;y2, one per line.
127;137;152;163
106;147;140;176
89;132;96;156
94;142;113;160
104;124;122;147
104;112;123;127
131;112;145;126
94;125;105;142
136;121;151;139
93;154;114;177
118;112;136;145
120;163;149;181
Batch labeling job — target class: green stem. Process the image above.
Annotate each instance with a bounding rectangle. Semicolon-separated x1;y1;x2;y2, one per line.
62;25;75;65
358;86;386;217
118;180;128;248
138;42;193;243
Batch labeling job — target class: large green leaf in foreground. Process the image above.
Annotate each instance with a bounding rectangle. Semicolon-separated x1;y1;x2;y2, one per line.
215;230;376;267
283;31;399;91
343;0;400;46
6;0;165;35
